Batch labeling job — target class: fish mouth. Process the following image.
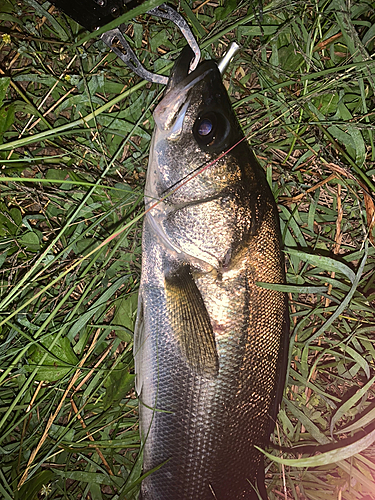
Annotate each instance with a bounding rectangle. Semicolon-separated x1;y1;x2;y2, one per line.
165;45;198;92
154;48;217;135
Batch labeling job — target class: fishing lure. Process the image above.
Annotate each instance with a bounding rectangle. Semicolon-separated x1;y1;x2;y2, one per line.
47;0;200;84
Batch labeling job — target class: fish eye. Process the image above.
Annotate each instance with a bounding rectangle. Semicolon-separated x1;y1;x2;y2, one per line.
198;118;213;136
193;111;230;150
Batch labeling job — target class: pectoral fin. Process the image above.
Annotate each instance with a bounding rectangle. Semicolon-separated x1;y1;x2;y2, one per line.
165;266;219;378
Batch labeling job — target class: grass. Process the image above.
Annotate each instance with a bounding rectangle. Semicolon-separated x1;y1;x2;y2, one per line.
0;0;375;499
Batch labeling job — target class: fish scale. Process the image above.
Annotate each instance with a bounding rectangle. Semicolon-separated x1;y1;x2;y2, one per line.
135;47;289;500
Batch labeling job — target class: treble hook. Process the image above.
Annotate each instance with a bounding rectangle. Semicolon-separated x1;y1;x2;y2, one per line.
101;3;201;85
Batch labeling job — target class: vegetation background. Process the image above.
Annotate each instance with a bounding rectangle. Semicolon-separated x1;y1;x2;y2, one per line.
0;0;375;499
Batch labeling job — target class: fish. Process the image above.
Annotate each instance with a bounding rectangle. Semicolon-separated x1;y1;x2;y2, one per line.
134;45;289;500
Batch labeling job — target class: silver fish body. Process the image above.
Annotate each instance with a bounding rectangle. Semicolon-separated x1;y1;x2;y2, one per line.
134;48;289;500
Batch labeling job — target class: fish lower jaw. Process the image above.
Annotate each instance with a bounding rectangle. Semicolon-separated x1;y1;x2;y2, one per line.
145;211;182;255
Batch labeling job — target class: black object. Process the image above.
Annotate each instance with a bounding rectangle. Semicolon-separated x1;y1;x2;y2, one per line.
49;0;142;31
47;0;201;85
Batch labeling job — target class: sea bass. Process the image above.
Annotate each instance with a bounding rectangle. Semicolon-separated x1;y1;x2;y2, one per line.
134;46;289;500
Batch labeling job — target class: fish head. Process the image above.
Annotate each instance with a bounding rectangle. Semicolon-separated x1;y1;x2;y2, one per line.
145;46;246;207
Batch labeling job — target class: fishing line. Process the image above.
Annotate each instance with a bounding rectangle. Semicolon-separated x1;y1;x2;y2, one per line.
156;96;305;204
147;134;249;215
161;135;249;197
